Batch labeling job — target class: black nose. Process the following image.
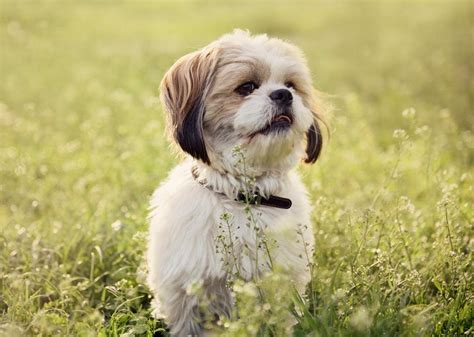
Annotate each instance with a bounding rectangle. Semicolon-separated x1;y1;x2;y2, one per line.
270;89;293;105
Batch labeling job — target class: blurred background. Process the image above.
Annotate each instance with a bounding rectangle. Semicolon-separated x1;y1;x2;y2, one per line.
1;1;472;336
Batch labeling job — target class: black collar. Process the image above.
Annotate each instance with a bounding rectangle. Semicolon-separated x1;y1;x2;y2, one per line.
191;165;292;209
236;192;292;209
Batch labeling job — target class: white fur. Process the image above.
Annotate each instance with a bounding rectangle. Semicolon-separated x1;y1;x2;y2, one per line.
147;160;314;331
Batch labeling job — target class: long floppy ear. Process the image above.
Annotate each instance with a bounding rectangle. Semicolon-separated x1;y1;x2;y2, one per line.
304;118;323;164
304;94;324;163
160;47;220;164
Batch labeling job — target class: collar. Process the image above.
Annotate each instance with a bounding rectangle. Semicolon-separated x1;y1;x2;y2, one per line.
191;165;292;209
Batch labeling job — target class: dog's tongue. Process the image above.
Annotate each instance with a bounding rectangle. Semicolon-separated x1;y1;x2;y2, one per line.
273;115;292;123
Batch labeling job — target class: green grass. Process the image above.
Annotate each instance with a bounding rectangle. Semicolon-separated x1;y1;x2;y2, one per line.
1;1;473;336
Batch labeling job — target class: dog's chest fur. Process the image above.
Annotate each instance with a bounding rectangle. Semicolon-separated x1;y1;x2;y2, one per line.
147;159;314;291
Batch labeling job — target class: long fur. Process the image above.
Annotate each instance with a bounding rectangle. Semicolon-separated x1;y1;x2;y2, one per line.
147;30;323;336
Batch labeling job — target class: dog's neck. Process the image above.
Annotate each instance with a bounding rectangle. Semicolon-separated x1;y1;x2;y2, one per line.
191;160;289;200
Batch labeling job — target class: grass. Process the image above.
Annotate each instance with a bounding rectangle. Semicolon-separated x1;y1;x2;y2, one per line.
0;0;473;336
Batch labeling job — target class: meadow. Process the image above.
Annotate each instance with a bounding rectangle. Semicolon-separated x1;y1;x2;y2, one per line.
0;1;472;336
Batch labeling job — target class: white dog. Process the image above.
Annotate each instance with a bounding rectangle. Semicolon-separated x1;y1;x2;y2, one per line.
147;30;323;337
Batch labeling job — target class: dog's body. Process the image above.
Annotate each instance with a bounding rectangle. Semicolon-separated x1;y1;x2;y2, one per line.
146;30;323;336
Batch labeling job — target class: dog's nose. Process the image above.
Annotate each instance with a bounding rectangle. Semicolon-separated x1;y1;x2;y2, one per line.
270;89;293;106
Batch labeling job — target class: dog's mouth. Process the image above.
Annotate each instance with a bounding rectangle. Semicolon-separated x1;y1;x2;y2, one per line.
253;111;294;136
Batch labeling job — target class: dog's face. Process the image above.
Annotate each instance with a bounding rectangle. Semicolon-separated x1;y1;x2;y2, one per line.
161;30;322;175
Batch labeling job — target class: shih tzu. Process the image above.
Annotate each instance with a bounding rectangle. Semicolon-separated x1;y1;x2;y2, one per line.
147;30;323;337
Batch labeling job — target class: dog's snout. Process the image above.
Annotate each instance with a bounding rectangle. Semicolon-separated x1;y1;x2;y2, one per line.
270;89;293;105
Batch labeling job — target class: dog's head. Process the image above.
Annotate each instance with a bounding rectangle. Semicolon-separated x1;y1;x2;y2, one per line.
161;30;323;175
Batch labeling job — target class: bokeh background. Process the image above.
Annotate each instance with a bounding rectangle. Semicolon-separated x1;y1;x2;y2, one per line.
1;1;472;336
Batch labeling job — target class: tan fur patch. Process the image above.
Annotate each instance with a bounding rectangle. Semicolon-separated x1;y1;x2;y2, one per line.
160;47;221;135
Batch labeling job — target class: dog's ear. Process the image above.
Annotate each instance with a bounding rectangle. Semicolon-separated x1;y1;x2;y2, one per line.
304;95;324;164
160;47;220;164
304;119;323;164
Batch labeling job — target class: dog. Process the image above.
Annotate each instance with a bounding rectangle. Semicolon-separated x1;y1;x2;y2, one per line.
146;29;323;337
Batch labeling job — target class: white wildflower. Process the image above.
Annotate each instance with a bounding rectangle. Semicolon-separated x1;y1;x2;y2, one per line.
111;220;123;231
350;306;373;331
393;129;407;140
185;280;203;295
402;107;416;119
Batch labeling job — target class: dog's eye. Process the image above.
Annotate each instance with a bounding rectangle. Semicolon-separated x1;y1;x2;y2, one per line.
285;81;296;89
235;82;258;96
